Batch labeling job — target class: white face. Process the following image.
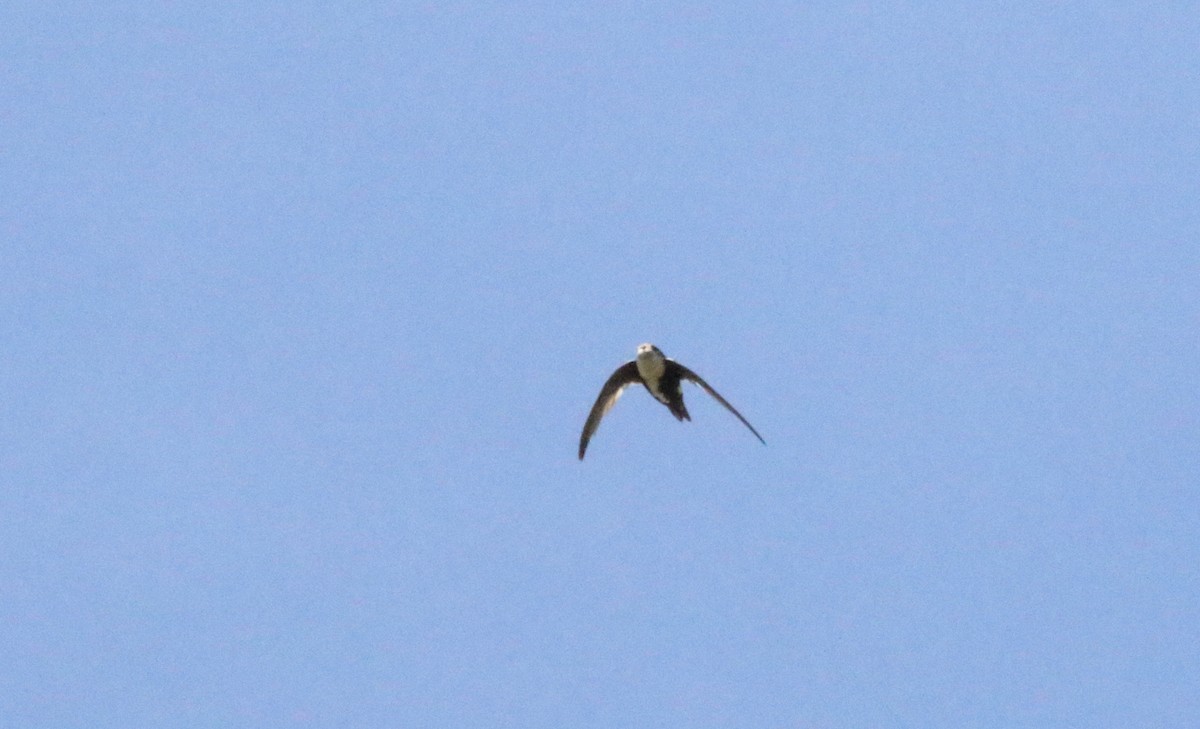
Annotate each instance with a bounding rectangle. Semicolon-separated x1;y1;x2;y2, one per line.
636;343;662;360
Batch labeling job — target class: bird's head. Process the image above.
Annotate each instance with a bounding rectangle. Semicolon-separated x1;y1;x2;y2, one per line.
636;343;664;362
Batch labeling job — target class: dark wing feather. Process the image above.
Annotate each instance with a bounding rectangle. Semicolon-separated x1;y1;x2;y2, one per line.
673;362;766;445
578;361;642;460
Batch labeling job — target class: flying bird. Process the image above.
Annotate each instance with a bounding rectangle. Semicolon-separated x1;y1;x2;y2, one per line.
578;343;765;460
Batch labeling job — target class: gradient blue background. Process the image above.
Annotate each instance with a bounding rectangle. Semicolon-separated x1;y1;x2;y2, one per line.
3;3;1197;727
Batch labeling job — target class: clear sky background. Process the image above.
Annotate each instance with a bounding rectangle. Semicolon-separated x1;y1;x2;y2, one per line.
3;3;1197;727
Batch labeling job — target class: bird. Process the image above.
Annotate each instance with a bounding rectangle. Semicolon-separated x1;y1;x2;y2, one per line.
578;343;765;460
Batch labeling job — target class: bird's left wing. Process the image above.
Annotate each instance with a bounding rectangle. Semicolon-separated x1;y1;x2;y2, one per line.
674;362;766;445
578;361;641;460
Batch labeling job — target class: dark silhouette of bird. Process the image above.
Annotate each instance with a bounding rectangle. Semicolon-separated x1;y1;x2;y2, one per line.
578;343;765;460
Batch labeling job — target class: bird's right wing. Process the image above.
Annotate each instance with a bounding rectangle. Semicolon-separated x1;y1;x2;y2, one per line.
674;362;766;445
578;361;641;460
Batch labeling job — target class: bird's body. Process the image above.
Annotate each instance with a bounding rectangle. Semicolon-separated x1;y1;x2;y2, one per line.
635;343;675;410
578;343;765;459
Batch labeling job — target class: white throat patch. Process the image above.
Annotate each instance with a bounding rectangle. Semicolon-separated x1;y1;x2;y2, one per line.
635;345;669;403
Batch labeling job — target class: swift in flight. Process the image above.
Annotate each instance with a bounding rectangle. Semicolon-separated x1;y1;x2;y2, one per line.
578;343;765;460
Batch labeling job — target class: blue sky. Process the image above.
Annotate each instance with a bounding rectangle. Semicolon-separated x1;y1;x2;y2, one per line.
3;3;1197;727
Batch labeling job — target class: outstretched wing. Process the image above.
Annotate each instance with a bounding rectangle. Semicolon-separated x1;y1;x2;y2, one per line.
578;361;641;460
672;362;766;445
